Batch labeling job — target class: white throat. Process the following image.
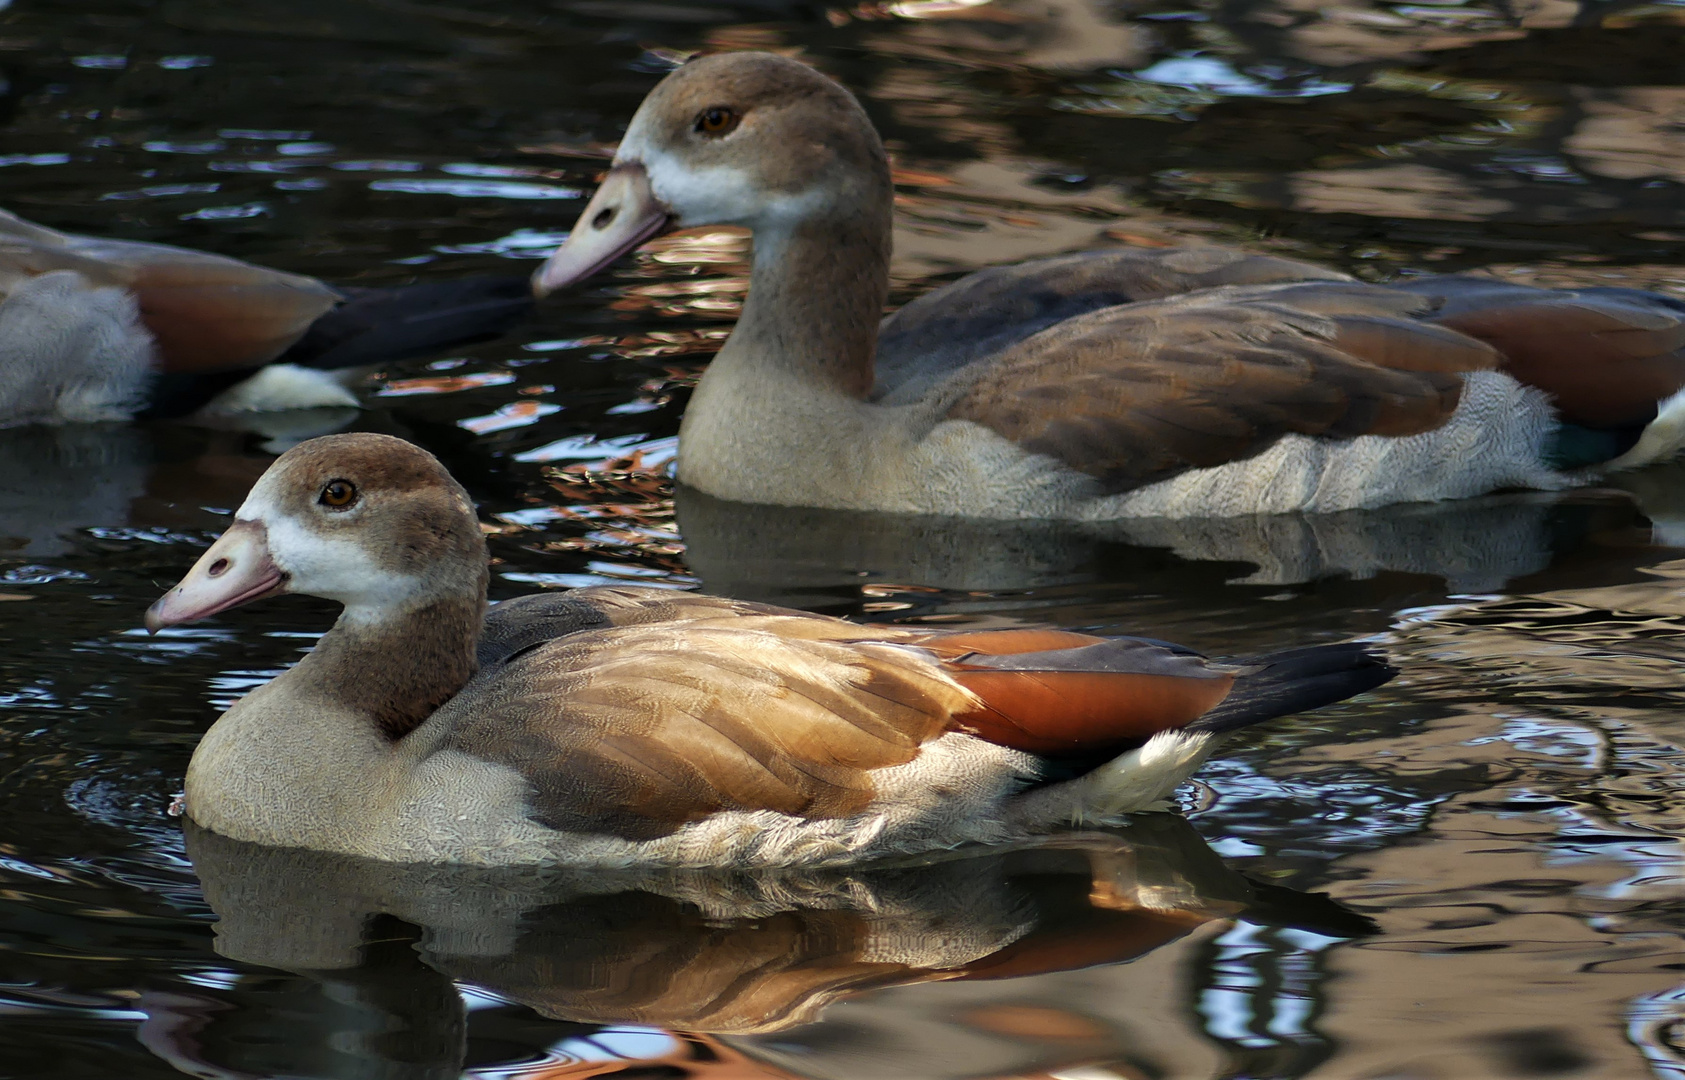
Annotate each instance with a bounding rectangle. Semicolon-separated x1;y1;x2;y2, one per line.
622;131;829;238
236;492;425;625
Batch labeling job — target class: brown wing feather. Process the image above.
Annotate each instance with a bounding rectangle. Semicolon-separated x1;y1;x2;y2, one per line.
442;617;968;840
946;282;1487;491
946;670;1233;756
875;246;1351;397
0;209;338;374
880;246;1351;359
571;584;833;628
127;263;340;374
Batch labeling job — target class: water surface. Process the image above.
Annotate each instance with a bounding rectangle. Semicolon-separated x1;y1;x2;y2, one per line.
1;1;1682;1077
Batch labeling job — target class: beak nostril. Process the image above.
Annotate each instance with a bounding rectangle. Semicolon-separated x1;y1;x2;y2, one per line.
592;207;617;230
208;558;230;578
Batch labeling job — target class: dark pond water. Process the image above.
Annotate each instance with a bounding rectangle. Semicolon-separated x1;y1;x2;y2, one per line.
2;1;1682;1077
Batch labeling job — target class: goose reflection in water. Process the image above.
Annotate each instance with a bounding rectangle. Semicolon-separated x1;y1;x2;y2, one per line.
671;470;1684;607
146;816;1373;1080
3;419;1679;606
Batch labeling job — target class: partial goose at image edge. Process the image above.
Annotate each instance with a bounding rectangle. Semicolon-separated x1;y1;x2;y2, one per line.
0;207;535;426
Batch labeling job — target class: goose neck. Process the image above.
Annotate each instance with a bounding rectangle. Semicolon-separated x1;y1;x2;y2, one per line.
728;206;891;398
294;592;485;740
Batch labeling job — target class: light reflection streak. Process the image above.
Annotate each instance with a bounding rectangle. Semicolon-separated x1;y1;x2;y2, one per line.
178;970;240;990
1626;985;1685;1079
0;998;146;1021
1198;922;1338;1055
458;401;562;436
436;227;569;259
513;433;674;466
462;1025;682;1079
1466;716;1605;766
1190;752;1446;858
2;565;88;585
368;179;581;200
377;372;517;396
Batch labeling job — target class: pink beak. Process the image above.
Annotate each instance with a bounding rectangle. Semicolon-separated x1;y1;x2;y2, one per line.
145;519;288;633
531;162;673;297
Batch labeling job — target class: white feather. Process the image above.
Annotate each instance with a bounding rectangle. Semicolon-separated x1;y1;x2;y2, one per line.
0;270;155;425
1605;385;1685;471
198;363;361;415
1064;730;1218;822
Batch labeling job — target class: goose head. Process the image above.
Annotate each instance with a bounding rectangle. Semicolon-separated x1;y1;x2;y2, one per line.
534;51;890;296
146;433;486;631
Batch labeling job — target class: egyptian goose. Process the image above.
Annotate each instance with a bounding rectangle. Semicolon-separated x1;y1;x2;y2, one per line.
147;432;1392;866
534;51;1685;520
0;208;532;425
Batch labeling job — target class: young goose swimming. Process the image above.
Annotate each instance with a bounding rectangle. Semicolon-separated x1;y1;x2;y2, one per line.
0;209;532;424
147;432;1392;867
535;51;1685;520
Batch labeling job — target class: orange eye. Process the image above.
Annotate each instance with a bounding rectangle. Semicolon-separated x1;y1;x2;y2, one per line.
694;106;741;137
319;479;358;509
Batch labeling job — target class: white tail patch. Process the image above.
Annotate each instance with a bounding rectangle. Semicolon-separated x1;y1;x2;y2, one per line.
199;363;361;415
1606;386;1685;471
1066;730;1217;822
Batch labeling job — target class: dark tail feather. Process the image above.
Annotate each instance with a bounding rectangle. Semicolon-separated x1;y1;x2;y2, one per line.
1187;643;1394;736
276;274;535;371
139;274;535;418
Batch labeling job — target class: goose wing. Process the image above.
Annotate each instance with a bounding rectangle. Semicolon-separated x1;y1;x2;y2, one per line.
445;613;967;840
476;585;834;671
940;279;1498;492
874;246;1350;398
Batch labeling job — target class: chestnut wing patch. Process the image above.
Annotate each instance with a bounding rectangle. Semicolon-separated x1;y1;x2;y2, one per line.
917;633;1238;758
443;618;968;840
945;282;1495;493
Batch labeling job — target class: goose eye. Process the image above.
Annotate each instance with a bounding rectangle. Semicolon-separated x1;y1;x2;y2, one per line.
319;479;358;509
694;106;741;137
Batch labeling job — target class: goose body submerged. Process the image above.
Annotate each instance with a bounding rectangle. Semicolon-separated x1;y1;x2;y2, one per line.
148;433;1392;867
535;51;1685;520
0;209;532;424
